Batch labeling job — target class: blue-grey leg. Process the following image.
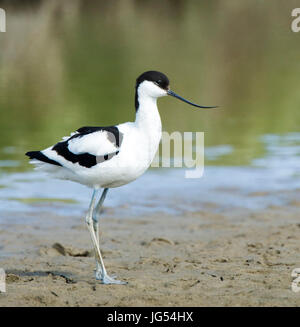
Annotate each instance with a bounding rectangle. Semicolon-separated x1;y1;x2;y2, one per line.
92;188;108;280
85;189;105;279
88;188;126;285
93;188;108;247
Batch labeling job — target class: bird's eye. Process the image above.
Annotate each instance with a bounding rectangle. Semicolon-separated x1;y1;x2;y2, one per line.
157;80;162;85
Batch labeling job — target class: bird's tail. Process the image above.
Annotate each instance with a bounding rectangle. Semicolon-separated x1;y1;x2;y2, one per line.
25;151;61;166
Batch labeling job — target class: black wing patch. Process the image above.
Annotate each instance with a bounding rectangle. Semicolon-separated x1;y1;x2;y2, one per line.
74;126;123;147
52;141;97;168
52;126;123;168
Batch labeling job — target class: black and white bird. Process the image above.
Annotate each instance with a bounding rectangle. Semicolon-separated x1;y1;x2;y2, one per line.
26;71;216;284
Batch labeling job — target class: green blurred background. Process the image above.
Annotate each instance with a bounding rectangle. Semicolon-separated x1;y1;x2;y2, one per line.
0;0;300;171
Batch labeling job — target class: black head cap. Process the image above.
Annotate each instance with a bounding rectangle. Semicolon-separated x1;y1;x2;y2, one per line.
135;71;170;112
136;71;169;91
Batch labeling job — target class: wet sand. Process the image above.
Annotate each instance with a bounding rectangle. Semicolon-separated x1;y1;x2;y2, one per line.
1;193;300;307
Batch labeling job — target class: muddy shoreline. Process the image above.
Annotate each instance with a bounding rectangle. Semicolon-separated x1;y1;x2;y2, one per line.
1;196;300;306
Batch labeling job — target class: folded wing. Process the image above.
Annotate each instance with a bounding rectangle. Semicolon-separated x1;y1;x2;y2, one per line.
26;126;123;168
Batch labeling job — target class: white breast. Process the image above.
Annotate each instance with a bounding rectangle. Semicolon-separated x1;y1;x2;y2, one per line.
95;121;161;188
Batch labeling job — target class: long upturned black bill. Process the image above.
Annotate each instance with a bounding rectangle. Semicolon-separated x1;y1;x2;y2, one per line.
167;90;217;109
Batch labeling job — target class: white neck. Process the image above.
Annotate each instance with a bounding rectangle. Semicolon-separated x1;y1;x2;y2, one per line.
135;93;162;132
134;92;162;163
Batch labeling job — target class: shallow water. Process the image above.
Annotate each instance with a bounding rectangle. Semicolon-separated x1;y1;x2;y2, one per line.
1;132;300;223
